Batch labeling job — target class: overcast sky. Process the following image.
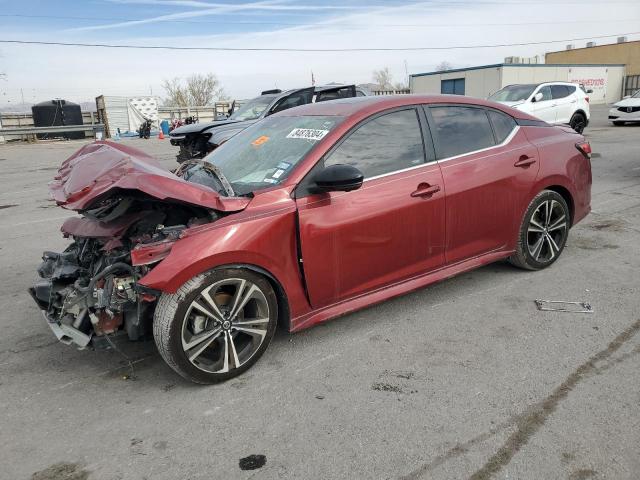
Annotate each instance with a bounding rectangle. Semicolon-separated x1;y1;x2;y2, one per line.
0;0;639;105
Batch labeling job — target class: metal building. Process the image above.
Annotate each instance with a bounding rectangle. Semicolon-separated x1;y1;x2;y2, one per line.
409;63;626;104
546;38;640;97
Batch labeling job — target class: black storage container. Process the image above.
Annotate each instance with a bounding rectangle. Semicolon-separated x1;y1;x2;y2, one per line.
32;100;84;140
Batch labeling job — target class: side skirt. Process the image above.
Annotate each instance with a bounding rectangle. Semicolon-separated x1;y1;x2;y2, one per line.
290;248;513;333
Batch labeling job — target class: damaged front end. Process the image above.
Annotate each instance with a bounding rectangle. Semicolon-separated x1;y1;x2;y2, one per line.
29;216;183;349
29;141;249;349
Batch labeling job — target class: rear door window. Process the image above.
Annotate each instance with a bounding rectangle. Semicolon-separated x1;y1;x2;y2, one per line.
487;110;517;144
316;86;356;102
551;85;571;99
270;88;315;114
429;106;496;158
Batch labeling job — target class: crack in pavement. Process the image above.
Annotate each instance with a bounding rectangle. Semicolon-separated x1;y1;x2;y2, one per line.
400;319;640;480
468;318;640;480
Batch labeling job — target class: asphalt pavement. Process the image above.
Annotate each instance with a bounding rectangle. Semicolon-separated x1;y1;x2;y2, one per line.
0;105;638;480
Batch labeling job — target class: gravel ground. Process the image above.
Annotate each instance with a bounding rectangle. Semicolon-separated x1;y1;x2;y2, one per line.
0;105;638;480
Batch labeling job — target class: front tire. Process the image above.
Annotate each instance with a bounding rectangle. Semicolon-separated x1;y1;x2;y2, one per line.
153;268;278;384
613;121;625;126
509;190;570;271
569;112;586;133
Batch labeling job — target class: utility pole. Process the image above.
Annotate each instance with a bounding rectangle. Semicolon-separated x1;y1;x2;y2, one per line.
20;88;24;105
404;60;409;88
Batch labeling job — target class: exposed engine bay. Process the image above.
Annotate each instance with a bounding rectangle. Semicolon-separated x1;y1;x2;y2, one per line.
28;141;248;349
30;194;215;348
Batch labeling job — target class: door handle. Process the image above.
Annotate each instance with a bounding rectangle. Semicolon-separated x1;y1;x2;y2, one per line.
514;155;537;168
411;183;441;198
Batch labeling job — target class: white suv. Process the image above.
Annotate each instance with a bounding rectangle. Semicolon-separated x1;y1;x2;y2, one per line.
489;82;590;133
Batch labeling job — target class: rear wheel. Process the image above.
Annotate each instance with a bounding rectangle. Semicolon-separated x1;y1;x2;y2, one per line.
153;268;278;384
509;190;570;271
569;112;586;133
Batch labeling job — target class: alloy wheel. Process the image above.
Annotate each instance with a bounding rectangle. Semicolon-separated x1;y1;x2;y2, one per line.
571;114;586;134
527;199;568;264
181;278;270;373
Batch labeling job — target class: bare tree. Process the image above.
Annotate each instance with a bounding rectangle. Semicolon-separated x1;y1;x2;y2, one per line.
372;67;394;89
162;77;189;107
435;61;453;71
162;73;227;106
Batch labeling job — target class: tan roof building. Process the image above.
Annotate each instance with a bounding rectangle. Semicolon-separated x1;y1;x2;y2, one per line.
546;39;640;95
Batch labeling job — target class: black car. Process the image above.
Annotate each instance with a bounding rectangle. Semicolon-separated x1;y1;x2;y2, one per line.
170;84;366;162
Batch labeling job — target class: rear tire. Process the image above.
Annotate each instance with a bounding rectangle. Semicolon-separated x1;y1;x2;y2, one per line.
569;112;586;133
509;190;570;271
613;121;625;126
153;268;278;384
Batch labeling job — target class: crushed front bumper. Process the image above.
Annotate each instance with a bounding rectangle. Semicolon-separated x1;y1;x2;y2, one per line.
41;311;92;348
28;285;92;349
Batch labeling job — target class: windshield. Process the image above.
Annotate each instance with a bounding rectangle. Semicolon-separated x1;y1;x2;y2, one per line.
633;90;640;98
229;95;276;121
489;85;537;102
203;115;344;195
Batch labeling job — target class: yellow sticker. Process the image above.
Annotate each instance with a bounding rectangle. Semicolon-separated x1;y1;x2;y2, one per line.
252;135;270;146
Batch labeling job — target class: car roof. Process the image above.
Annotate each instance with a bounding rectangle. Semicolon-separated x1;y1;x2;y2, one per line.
503;82;577;88
273;94;539;120
314;84;355;92
537;81;578;87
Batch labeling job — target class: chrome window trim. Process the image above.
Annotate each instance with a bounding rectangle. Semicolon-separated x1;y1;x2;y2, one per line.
363;125;519;183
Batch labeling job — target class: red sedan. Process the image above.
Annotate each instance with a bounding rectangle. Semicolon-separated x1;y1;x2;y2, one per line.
31;95;592;383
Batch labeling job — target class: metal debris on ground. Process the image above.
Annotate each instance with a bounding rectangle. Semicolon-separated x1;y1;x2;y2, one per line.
534;300;594;313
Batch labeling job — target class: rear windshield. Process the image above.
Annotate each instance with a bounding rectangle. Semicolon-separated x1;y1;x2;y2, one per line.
489;85;536;102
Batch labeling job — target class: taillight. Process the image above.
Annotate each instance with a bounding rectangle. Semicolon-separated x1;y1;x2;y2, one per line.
585;97;589;103
576;142;592;158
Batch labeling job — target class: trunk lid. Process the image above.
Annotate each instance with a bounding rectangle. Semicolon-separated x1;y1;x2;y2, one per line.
50;141;250;212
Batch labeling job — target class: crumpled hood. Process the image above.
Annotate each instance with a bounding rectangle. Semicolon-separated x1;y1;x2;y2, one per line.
613;97;640;108
50;141;250;212
170;119;242;136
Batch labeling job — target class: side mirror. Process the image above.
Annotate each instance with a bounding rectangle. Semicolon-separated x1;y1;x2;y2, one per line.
586;89;593;94
532;92;544;103
312;164;364;193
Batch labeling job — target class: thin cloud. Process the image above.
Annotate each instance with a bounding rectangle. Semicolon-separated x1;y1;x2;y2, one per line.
107;0;373;11
73;0;376;32
69;1;285;32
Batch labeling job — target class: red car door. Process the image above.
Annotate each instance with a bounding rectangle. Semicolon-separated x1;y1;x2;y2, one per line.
426;105;540;264
295;107;446;309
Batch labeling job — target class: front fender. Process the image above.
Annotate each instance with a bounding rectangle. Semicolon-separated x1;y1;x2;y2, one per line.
138;201;312;320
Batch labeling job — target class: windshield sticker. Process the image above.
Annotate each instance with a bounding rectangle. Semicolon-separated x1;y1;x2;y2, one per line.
263;177;278;184
272;169;285;179
251;135;270;146
277;161;291;170
286;128;329;141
